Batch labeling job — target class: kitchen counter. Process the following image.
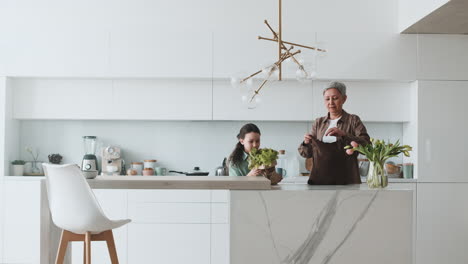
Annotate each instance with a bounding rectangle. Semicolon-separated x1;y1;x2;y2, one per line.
87;175;272;190
231;187;414;264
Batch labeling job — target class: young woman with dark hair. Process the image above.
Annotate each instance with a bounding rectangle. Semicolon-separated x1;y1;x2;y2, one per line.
228;123;282;184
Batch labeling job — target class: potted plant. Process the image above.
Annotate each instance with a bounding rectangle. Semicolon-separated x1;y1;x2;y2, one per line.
48;153;63;164
345;139;412;188
11;160;26;176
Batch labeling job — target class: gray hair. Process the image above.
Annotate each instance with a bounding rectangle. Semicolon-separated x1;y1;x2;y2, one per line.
323;81;347;96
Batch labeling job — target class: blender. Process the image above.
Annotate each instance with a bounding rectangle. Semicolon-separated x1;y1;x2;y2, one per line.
82;136;99;179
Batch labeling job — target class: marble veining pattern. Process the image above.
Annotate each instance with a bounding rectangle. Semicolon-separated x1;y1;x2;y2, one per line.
231;189;412;264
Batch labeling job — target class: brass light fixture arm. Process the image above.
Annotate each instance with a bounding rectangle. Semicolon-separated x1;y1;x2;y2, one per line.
258;36;327;52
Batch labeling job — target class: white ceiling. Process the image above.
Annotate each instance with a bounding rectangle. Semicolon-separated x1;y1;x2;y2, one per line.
403;0;468;34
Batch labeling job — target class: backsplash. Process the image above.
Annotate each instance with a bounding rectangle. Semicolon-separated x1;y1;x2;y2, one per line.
17;120;404;176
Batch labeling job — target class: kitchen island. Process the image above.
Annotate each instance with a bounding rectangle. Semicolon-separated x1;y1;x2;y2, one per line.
87;176;413;264
1;176;413;264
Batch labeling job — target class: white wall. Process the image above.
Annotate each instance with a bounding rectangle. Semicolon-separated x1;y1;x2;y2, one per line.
398;0;450;32
15;120;403;176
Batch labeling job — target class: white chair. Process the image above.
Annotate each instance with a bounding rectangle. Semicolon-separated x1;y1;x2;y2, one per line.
43;164;131;264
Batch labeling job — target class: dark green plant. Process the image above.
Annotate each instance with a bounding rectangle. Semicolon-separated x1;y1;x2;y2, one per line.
11;160;26;165
48;154;63;164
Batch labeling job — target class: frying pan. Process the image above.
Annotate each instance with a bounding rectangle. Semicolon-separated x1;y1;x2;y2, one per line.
169;170;209;176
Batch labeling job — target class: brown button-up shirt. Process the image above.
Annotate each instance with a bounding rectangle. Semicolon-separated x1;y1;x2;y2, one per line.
298;110;370;184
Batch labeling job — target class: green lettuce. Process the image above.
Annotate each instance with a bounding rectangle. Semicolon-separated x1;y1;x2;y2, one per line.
248;148;279;170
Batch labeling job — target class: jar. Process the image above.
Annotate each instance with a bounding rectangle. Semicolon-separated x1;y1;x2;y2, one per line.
126;169;138;176
144;159;157;170
142;167;154;176
131;162;144;175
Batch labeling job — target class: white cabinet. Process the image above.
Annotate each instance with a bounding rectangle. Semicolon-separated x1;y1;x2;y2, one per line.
211;224;230;264
418;81;468;182
70;189;128;264
417;35;468;81
12;78;213;120
12;79;114;120
126;189;229;264
128;224;211;264
416;183;468;264
1;180;44;264
312;81;411;122
213;79;313;121
112;79;212;120
316;33;417;80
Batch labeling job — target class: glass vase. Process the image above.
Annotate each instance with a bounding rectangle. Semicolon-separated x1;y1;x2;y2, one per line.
367;161;388;188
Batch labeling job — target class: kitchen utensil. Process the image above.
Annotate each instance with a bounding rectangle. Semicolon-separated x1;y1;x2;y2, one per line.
169;167;209;176
215;158;228;176
81;136;98;178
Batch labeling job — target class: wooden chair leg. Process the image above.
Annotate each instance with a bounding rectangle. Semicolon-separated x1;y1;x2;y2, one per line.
104;230;120;264
56;230;71;264
85;231;91;264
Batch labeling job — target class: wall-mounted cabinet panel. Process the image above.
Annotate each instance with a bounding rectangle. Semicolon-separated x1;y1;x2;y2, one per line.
13;79;114;119
128;224;211;264
1;27;110;76
416;183;468;264
312;81;411;122
12;79;212;120
112;79;212;120
2;180;42;263
213;80;313;121
418;81;468;182
316;33;417;80
417;35;468;80
212;30;277;78
110;28;212;78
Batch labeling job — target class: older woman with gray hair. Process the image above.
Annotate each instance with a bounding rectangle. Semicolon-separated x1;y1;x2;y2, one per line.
298;81;370;185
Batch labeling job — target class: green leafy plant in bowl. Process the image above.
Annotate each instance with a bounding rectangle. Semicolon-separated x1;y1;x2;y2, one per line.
248;148;279;170
11;160;26;165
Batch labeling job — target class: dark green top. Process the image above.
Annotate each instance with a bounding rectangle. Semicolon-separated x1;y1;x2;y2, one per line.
229;152;250;176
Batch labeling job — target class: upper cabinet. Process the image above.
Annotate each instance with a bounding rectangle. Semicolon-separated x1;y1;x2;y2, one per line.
312;81;412;122
417;35;468;81
12;78;212;120
316;33;417;81
417;81;468;182
212;80;313;121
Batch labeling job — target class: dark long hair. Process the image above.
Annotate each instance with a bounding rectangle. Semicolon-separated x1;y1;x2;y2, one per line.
228;123;261;167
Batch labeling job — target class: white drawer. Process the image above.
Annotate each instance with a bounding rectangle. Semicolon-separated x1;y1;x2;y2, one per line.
211;190;230;203
211;203;229;224
128;190;211;203
129;203;211;223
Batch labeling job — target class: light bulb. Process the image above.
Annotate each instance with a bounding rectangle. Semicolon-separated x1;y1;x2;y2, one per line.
230;77;241;88
296;68;307;82
308;71;317;79
246;78;253;87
